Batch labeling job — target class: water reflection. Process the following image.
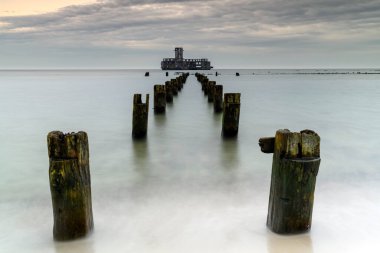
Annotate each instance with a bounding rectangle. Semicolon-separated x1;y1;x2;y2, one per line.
267;230;314;253
153;113;166;128
219;137;239;170
53;238;95;253
212;110;222;128
132;138;149;174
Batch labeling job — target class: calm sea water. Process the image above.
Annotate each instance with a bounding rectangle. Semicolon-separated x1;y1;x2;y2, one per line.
0;69;379;253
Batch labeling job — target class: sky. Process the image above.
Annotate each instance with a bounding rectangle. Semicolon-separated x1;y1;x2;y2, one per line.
0;0;379;69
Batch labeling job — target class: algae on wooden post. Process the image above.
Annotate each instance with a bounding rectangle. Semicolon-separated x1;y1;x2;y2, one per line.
154;84;166;113
260;129;321;234
222;93;241;137
132;94;149;138
47;131;93;241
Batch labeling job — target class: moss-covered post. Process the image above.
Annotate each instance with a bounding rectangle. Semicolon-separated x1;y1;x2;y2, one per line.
47;131;94;241
132;94;149;138
222;93;241;137
165;81;173;103
259;129;321;234
154;84;166;113
207;81;216;102
214;85;223;113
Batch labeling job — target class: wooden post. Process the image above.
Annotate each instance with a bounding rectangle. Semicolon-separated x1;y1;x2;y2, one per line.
201;78;209;92
214;85;223;113
132;94;149;138
183;72;189;82
176;76;184;90
207;81;216;102
145;72;149;77
258;137;275;153
154;85;166;113
47;131;93;241
236;72;240;76
222;93;241;137
259;129;321;234
166;72;168;76
170;79;178;95
165;81;173;103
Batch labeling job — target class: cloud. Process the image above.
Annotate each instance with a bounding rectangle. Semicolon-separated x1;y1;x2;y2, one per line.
0;0;379;68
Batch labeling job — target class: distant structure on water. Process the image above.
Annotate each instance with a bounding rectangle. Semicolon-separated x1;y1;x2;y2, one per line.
161;47;213;70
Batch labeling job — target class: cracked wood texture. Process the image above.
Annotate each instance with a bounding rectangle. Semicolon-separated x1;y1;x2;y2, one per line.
48;131;93;241
267;129;320;234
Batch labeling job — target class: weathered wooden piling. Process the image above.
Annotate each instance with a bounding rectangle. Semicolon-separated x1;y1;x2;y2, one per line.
170;79;178;95
132;94;149;138
201;77;209;92
48;131;94;241
214;85;223;112
165;81;173;103
145;72;149;77
166;72;168;76
202;80;206;93
207;81;216;102
176;76;184;90
154;85;166;113
183;72;189;81
216;72;218;76
222;93;241;137
259;129;321;234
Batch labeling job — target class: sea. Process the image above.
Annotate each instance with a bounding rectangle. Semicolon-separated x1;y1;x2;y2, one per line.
0;69;379;253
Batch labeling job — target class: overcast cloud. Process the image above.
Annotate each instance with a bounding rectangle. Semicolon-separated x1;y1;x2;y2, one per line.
0;0;379;68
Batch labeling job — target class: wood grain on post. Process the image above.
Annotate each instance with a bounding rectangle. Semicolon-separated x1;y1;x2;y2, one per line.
47;131;93;241
154;85;166;113
222;93;241;137
132;94;149;138
261;129;321;234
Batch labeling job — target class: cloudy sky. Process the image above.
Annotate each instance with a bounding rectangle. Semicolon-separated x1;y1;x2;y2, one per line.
0;0;379;69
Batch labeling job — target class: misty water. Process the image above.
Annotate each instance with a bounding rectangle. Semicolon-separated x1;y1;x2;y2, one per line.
0;69;379;252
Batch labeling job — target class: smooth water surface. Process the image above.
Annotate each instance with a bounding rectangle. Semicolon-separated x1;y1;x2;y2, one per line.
0;69;379;252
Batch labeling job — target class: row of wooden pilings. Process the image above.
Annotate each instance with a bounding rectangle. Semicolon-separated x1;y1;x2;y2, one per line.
195;73;241;137
47;76;321;240
48;128;320;240
132;73;189;138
